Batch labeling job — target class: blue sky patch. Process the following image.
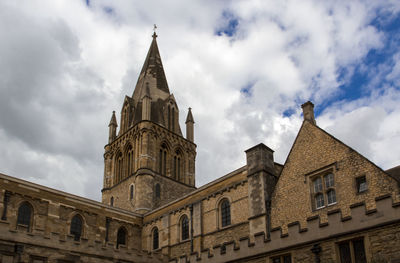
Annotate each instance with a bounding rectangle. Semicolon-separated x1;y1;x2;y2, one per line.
240;82;254;98
215;10;239;37
316;11;400;117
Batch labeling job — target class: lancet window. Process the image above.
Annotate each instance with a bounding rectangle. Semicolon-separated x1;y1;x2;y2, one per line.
159;144;168;176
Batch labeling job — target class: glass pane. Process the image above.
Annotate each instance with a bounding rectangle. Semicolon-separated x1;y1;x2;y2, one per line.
221;200;231;227
353;239;367;263
327;190;336;205
153;228;159;250
339;242;352;263
181;216;189;240
315;194;324;208
283;255;292;263
324;173;334;188
272;257;281;263
314;178;322;192
70;215;82;241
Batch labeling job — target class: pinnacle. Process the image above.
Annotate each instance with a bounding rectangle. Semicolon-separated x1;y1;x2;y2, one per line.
186;107;194;124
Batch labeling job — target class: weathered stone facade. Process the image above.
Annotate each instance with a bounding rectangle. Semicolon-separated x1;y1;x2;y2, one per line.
1;34;400;263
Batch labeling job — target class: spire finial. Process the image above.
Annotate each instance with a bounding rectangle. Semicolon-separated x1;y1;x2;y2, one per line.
152;24;158;38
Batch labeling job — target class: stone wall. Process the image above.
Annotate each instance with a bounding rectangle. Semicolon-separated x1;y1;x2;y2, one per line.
170;195;400;262
271;121;400;232
0;174;164;263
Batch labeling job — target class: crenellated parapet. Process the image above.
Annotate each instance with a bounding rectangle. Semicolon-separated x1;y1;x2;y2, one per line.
168;194;400;262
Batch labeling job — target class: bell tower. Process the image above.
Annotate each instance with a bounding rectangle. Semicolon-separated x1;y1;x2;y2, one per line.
102;33;196;214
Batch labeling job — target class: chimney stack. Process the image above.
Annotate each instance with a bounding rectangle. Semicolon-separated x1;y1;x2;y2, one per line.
301;101;316;125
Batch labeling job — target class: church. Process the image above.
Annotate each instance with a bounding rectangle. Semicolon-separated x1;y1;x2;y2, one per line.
1;33;400;263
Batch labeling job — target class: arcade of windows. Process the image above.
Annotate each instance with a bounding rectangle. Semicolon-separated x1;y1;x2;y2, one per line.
114;144;135;185
151;198;232;250
159;144;184;182
15;202;128;248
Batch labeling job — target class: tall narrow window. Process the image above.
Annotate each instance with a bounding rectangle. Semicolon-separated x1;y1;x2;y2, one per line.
70;215;83;241
116;227;127;248
17;202;32;231
130;185;134;200
163;151;167;175
155;184;161;199
174;156;177;179
220;199;231;227
153;228;159;250
126;145;134;178
110;196;114;206
181;215;189;240
116;152;123;183
172;107;175;132
159;144;168;176
168;105;171;129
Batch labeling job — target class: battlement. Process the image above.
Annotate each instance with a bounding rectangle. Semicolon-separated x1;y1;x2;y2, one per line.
169;194;400;262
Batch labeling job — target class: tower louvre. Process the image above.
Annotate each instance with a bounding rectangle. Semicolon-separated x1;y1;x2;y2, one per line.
102;33;196;214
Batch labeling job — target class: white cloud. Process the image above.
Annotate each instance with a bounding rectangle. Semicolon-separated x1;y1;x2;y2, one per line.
0;0;399;200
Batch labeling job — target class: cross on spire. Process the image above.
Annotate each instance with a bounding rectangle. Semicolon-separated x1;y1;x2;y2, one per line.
153;24;158;38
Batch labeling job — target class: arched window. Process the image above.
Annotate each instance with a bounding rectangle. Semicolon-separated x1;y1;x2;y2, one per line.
152;227;159;250
181;215;189;240
125;144;134;179
173;150;182;181
110;196;114;206
220;199;231;227
155;184;161;199
159;144;167;176
17;202;32;231
172;107;175;132
70;214;83;241
117;227;127;248
130;185;134;200
115;151;123;183
168;105;171;129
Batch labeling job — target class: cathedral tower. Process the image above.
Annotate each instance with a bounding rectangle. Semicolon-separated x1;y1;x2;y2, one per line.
102;33;196;214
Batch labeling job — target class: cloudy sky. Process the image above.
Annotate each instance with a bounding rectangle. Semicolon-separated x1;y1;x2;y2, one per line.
1;0;399;201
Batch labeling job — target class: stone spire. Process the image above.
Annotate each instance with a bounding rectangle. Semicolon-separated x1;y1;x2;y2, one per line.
185;108;194;142
108;111;118;143
132;32;170;103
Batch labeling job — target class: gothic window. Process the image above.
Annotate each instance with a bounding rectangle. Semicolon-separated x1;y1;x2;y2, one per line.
125;144;134;178
168;105;171;129
130;185;134;200
356;176;368;193
159;144;168;176
115;151;123;183
220;199;231;227
311;172;336;209
172;107;175;132
173;150;182;181
70;214;83;241
116;227;127;248
155;184;161;199
152;227;159;250
110;197;114;206
181;215;189;241
271;254;292;263
17;202;32;231
338;238;366;263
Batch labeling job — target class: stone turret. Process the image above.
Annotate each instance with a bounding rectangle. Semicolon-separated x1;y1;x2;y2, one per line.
185;108;194;142
108;111;117;143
